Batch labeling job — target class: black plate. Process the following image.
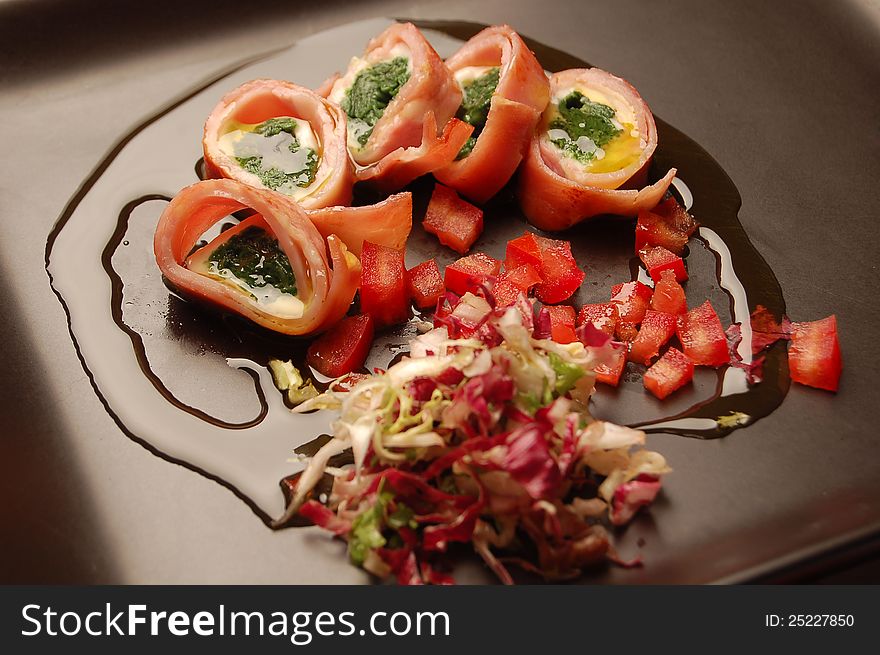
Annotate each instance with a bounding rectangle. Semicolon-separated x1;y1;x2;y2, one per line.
3;0;879;584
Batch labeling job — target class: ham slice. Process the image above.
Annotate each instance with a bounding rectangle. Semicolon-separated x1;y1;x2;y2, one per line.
322;22;471;191
154;179;360;336
434;25;550;204
306;192;413;256
203;79;354;209
518;68;676;231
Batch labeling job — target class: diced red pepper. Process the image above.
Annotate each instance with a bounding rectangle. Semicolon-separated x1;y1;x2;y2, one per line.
651;270;688;315
492;279;524;308
307;314;375;378
653;197;699;237
405;259;445;309
644;347;694;399
788;315;842;392
444;252;501;296
595;342;627;387
499;264;542;292
546;305;577;344
576;302;619;337
360;241;409;327
635;210;689;255
505;233;543;270
639;246;688;282
676;300;729;367
615;321;639;343
422;183;484;254
628;310;676;365
533;236;585;304
610;281;654;324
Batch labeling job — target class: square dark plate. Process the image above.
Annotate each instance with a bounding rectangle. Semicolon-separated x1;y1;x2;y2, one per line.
2;0;878;584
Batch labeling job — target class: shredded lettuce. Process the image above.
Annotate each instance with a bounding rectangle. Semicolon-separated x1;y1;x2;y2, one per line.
283;286;670;584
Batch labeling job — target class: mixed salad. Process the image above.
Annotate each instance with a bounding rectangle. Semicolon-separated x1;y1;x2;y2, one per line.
276;290;669;584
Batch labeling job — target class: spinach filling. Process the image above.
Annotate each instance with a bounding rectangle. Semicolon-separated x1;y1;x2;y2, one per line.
208;226;297;297
341;57;410;147
549;91;623;164
455;67;500;159
233;117;318;192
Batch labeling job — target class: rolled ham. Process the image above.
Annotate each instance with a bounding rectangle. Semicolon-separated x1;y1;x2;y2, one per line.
203;79;354;209
306;192;412;256
518;68;676;231
434;25;550;204
322;22;472;192
154;179;360;336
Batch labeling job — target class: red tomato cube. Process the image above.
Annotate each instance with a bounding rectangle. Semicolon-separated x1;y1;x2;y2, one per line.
533;236;585;304
423;183;484;254
444;252;502;297
639;246;688;282
610;281;654;324
788;315;842;391
644;347;694;399
499;264;542;292
651;270;688;315
405;259;445;309
595;342;627;387
505;233;543;270
307;314;375;378
676;300;729;367
628;310;677;365
546;305;577;344
577;303;619;337
360;241;409;327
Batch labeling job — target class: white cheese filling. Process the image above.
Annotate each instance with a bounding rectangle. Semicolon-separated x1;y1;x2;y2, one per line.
208;261;305;320
218;118;321;200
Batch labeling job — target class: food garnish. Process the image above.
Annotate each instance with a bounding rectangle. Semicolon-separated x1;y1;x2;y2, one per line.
282;290;670;584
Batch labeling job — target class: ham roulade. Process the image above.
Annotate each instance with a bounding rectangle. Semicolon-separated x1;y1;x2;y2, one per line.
306;192;412;257
518;68;676;231
154;179;360;336
434;25;550;204
203;79;354;209
323;22;473;192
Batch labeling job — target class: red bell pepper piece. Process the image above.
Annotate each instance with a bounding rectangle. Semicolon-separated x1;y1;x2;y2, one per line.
577;302;619;337
405;259;445;309
595;342;627;387
306;314;375;378
644;346;694;399
635;209;689;255
651;269;688;315
499;264;542;292
505;233;543;271
492;280;523;308
360;241;409;327
676;300;729;367
545;305;577;344
610;281;653;324
615;321;639;343
533;236;585;304
444;252;501;296
639;246;688;282
628;310;676;365
788;315;842;391
423;183;484;254
653;197;699;237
